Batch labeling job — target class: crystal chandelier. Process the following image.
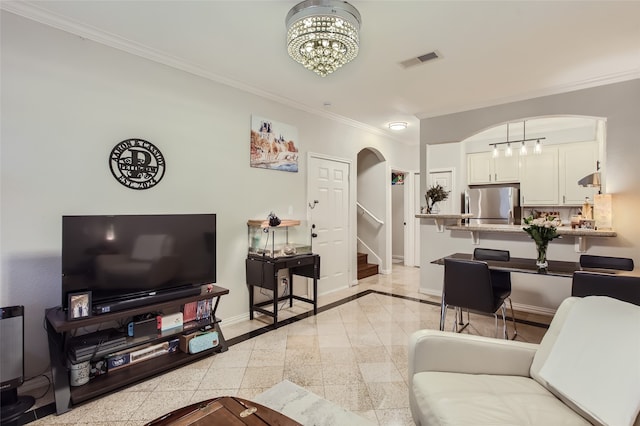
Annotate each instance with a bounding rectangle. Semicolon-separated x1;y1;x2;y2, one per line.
286;0;362;77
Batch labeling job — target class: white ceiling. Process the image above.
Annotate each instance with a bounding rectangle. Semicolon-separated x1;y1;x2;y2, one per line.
3;1;640;145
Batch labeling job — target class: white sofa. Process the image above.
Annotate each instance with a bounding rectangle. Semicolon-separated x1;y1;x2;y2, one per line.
409;296;640;426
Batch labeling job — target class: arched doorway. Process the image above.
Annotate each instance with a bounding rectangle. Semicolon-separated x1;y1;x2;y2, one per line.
356;148;388;278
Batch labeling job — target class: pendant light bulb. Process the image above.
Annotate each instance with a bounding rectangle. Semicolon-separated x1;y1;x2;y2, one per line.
534;139;542;154
520;141;527;156
492;145;499;158
505;143;513;157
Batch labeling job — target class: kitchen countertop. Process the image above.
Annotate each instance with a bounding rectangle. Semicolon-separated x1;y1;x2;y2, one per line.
414;213;474;219
445;223;617;237
415;214;474;231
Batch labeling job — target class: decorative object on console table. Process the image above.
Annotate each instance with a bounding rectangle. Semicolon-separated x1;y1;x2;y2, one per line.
68;291;91;320
182;301;198;323
246;218;311;259
425;184;449;214
523;215;561;269
196;299;212;320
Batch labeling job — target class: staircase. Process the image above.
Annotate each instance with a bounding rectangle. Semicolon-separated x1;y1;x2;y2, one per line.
357;252;379;280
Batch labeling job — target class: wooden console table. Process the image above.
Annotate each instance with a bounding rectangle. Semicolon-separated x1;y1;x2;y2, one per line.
45;285;229;415
246;253;320;327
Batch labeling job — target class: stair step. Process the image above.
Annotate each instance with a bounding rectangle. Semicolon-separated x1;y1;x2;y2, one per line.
357;263;379;280
357;252;368;265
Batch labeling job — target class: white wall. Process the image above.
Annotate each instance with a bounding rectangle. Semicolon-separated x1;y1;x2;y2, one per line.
426;142;463;214
419;79;640;314
0;12;418;376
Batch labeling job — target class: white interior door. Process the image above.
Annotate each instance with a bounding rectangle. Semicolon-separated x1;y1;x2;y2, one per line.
428;170;453;213
308;154;350;294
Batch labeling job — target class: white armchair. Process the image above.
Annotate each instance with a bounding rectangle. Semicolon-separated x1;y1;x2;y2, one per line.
409;296;640;426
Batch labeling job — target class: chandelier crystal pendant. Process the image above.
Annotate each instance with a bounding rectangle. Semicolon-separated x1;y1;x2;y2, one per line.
286;0;362;77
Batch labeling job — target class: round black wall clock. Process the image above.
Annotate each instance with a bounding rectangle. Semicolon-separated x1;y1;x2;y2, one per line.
109;138;166;190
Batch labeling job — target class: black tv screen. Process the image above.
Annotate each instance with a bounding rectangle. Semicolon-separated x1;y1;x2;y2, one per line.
62;214;216;311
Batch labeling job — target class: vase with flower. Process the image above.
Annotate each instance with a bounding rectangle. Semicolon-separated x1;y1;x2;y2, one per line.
523;215;561;269
425;184;450;214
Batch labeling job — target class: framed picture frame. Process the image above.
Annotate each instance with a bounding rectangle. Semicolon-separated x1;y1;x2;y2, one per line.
68;291;92;320
250;115;299;173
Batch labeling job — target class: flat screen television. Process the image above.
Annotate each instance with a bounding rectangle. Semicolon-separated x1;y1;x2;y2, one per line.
62;214;216;313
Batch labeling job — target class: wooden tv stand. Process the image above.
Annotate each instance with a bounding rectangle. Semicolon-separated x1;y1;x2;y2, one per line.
45;285;229;415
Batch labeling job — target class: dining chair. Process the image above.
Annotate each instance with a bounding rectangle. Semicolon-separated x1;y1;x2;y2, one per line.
473;248;517;338
442;258;516;339
571;271;640;306
579;255;634;271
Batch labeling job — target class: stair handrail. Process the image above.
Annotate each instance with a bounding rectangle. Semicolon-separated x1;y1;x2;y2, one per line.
356;202;384;225
357;236;383;266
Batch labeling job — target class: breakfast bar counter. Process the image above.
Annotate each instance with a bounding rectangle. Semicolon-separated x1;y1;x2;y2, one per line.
444;224;616;252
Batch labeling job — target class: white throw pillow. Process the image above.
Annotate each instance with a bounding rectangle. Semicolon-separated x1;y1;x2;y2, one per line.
539;296;640;426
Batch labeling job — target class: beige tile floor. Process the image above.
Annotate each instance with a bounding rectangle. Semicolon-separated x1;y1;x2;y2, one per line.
24;264;552;425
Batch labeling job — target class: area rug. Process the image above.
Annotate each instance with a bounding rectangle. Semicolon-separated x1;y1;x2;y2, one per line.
254;380;375;425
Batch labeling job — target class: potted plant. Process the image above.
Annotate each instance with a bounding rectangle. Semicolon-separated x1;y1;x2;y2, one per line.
425;184;450;214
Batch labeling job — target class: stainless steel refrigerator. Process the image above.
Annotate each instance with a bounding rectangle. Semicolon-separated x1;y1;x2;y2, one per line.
465;187;520;224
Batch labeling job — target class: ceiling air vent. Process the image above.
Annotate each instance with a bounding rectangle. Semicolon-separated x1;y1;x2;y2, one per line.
400;51;440;69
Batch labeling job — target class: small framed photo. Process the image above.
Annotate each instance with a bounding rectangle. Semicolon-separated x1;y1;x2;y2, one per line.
68;291;92;320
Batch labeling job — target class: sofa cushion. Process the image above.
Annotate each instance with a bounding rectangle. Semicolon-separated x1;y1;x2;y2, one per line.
530;297;579;382
538;296;640;426
412;371;591;425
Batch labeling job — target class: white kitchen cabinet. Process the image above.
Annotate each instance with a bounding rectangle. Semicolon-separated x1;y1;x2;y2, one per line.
559;141;599;205
520;148;559;206
493;153;520;182
467;152;493;184
467;152;519;185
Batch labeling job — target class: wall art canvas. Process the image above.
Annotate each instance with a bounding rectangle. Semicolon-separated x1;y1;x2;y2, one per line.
250;115;299;172
392;172;405;185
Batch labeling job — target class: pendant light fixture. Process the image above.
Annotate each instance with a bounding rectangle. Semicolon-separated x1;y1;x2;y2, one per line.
520;121;528;156
490;121;545;157
504;123;513;157
286;0;362;77
534;139;542;154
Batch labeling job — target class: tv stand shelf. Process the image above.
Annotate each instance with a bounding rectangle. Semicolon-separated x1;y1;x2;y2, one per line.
45;285;229;415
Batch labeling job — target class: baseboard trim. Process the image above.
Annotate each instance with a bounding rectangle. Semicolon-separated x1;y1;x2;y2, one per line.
511;302;556;317
318;284;350;296
419;288;557;317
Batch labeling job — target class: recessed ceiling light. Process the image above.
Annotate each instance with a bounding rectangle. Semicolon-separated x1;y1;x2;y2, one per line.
389;122;407;130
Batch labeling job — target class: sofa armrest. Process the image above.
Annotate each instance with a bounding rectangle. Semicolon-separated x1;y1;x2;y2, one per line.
408;330;539;379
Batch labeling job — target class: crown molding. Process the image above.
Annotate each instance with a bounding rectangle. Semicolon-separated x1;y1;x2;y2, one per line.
1;2;413;145
416;69;640;120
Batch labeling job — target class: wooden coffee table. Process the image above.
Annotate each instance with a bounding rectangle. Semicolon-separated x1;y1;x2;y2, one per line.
144;396;302;426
